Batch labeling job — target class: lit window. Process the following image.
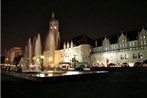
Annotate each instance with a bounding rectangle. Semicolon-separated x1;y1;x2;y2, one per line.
50;27;52;29
143;36;145;39
125;54;128;59
140;36;142;39
138;52;143;59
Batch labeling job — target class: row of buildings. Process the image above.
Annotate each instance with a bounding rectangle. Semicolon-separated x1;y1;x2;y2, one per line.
91;28;147;67
4;13;147;68
42;13;147;67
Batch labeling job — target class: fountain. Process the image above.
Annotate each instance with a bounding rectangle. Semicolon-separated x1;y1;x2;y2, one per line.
20;13;60;71
32;33;42;70
28;38;32;66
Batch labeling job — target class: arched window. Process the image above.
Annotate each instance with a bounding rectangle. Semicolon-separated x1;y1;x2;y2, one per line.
138;52;143;59
133;54;137;59
120;55;124;60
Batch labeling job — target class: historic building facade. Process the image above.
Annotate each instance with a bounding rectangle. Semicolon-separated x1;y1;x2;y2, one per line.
43;13;147;67
91;28;147;67
44;42;91;67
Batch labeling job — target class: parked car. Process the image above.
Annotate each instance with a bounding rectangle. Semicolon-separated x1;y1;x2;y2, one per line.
121;63;129;67
107;63;117;67
134;62;142;67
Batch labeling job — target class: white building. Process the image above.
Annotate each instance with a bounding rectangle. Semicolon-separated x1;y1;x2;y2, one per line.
91;28;147;67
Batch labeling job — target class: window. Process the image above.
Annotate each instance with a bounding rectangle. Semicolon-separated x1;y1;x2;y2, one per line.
105;47;107;50
132;42;135;46
125;54;128;59
130;43;132;46
133;54;137;59
138;52;143;59
122;44;124;47
143;36;145;39
141;41;143;45
144;40;146;45
120;55;124;60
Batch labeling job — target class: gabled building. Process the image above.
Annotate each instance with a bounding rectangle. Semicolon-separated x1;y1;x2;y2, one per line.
91;27;147;67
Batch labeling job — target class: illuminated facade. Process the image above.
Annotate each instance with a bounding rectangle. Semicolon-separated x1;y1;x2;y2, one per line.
43;13;147;68
5;47;22;64
44;43;91;67
91;28;147;67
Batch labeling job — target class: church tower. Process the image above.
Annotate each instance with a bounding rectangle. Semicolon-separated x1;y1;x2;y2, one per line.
49;12;60;50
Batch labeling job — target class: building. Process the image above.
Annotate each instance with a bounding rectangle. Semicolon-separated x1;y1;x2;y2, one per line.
5;47;22;64
91;28;147;67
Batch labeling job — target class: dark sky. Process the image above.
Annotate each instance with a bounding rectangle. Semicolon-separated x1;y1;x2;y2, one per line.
1;0;147;55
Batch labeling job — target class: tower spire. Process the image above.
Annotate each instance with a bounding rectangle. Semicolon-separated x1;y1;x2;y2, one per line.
51;12;55;20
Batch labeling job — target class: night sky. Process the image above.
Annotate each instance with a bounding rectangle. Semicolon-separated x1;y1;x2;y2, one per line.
2;0;147;55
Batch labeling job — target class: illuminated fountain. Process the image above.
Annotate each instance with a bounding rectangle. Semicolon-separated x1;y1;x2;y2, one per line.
44;31;55;66
20;34;43;71
19;38;32;71
28;38;32;66
33;33;42;70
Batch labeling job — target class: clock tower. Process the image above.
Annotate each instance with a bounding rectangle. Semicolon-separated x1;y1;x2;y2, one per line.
49;12;60;50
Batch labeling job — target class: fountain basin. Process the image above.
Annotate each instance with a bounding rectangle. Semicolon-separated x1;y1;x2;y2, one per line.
2;70;108;82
